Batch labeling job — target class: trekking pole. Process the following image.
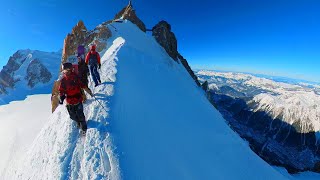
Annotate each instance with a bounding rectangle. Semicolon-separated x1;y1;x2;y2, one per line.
93;96;108;112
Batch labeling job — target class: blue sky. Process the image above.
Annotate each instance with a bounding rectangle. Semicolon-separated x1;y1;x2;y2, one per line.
0;0;319;82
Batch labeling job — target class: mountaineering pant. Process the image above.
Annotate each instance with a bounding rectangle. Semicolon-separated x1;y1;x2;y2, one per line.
89;64;101;86
66;103;87;131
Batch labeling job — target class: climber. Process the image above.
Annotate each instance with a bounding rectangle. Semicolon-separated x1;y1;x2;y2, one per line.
85;44;102;87
59;62;93;135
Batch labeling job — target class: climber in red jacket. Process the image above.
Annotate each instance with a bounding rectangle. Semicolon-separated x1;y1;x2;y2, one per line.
85;44;102;87
59;62;93;135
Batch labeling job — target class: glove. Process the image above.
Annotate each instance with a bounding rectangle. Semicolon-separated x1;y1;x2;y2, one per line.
59;95;66;104
98;64;101;69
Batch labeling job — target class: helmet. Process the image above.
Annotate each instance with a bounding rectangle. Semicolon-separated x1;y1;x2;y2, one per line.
90;44;96;51
62;62;72;70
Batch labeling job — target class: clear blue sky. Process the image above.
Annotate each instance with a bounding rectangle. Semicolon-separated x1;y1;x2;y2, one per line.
0;0;319;82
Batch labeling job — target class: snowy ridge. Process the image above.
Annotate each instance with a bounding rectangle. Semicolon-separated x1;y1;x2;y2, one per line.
107;21;286;179
3;36;122;179
2;21;297;179
198;70;320;135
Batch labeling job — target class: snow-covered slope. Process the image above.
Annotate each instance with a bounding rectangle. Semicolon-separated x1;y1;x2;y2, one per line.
0;95;51;177
0;49;61;105
2;21;295;179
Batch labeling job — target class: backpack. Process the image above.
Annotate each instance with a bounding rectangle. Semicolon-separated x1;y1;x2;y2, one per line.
77;45;85;57
89;52;98;66
60;73;83;104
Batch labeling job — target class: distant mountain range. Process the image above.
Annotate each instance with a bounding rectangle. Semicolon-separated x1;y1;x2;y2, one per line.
0;49;61;105
196;69;320;173
194;69;320;86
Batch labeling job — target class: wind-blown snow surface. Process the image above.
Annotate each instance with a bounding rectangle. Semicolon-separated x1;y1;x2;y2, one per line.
0;95;51;176
3;20;311;179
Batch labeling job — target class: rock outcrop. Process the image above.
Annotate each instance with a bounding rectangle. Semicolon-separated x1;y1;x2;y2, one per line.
201;81;209;91
25;59;52;88
62;20;91;63
114;1;146;32
178;54;201;86
152;21;200;87
0;51;26;93
152;21;178;60
62;20;112;64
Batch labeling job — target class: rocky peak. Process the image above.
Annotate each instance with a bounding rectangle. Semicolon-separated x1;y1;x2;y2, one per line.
0;51;26;93
177;54;201;87
202;81;209;91
62;20;90;63
71;20;87;34
152;21;200;86
114;1;146;32
0;50;60;95
25;59;52;88
62;20;112;64
152;21;178;61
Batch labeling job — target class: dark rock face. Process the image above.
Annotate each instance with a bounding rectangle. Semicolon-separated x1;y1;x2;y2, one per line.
0;50;57;94
0;70;14;94
152;21;200;87
114;2;146;32
178;54;201;86
0;51;25;94
152;21;178;60
202;81;209;91
25;59;52;88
